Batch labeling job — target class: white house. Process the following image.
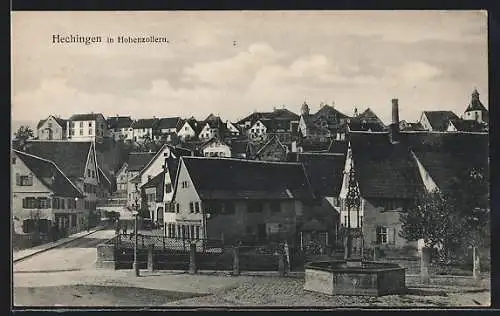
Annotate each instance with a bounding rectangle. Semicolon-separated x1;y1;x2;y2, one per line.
12;150;86;240
131;118;157;142
106;116;133;141
226;121;240;137
36;115;67;141
463;89;489;124
177;119;200;141
20;141;102;229
200;138;232;158
248;120;268;141
67;113;108;143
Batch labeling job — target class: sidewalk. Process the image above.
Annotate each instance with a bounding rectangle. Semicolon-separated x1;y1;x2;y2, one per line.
13;225;106;263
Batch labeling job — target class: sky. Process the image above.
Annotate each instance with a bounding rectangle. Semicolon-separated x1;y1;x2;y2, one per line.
11;11;488;126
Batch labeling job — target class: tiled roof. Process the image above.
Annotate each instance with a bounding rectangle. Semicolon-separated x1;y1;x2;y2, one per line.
127;152;155;172
237;108;299;125
297;153;346;197
169;145;195;157
400;132;488;195
13;150;84;198
69;113;104;121
328;140;348;154
166;156;180;185
422;111;459;132
132;118;158;129
449;119;488;133
21;141;93;180
107;116;132;129
157;117;181;130
37;116;67;129
348;120;386;132
142;171;166;202
314;105;350;120
349;132;423;199
231;139;250;155
180;157;315;200
299;139;332;152
358;108;383;124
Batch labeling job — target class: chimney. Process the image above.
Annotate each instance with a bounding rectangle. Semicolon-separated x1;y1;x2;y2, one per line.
390;98;400;144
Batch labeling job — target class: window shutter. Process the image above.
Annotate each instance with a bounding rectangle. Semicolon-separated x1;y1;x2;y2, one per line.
392;227;397;245
375;226;381;244
386;227;394;245
16;173;21;185
22;198;27;208
35;197;42;209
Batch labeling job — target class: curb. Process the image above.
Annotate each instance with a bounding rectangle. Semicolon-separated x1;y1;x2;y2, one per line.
13;226;106;263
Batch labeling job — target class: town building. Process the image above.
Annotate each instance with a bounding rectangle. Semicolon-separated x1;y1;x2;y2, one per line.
36;115;67;140
254;136;289;162
125;152;156;207
419;110;460;132
199;137;232;158
131;118;158;142
177;117;203;141
106;116;133;141
299;102;350;141
66;113;108;143
169;157;315;243
19;141;102;230
12;150;85;246
155;117;182;141
348;107;386;132
463;88;488;124
237;108;300;143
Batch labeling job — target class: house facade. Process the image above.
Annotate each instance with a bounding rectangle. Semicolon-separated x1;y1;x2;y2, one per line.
125;152;156;207
255;136;288;161
12;150;86;240
200;138;232;158
169;157;315;243
107;116;133;141
155;117;181;141
463;89;488;124
419;111;459;132
67;113;108;143
37;115;67;141
177;118;201;141
299;103;350;141
132;118;157;142
21;141;102;228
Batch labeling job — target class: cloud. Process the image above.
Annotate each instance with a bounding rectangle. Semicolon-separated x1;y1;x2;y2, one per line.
387;61;443;85
181;42;285;88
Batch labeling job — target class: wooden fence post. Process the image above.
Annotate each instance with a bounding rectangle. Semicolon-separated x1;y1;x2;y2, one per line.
473;246;481;280
189;243;197;274
148;244;154;273
232;246;240;276
420;247;431;285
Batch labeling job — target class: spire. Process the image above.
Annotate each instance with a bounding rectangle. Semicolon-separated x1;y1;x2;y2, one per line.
472;88;480;101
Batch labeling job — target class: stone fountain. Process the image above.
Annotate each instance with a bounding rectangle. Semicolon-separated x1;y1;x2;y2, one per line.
303;162;406;296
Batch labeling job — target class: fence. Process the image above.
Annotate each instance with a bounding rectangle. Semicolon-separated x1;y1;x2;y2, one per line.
115;233;225;253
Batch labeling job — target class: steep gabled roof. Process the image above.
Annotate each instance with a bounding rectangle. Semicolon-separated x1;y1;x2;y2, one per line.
256;136;287;156
349;132;423;199
131;118;158;129
69;113;105;121
13;150;84;198
37;116;67;130
107;116;133;129
142;171;166;202
422;111;460;132
299;139;332;152
179;157;315;200
449;119;488;133
314;105;350;120
166;156;180;185
199;137;229;151
231;139;250;156
400;132;488;195
157;117;181;130
127;152;156;172
21;141;93;180
297;152;346;197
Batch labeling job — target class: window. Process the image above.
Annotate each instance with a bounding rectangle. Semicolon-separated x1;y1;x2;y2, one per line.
70;129;75;136
148;175;152;182
376;226;388;244
176;203;180;213
23;198;35;209
89;129;93;135
71;214;77;227
189;202;194;213
12;157;16;164
181;181;189;188
80;122;83;128
165;183;172;193
248;201;263;213
177;225;182;237
87;169;91;177
92;170;96;178
71;122;75;128
61;199;65;209
343;215;347;227
16;174;33;186
195;202;200;213
195;226;200;239
38;198;50;209
190;225;195;240
270;201;281;213
22;219;36;233
89;122;92;127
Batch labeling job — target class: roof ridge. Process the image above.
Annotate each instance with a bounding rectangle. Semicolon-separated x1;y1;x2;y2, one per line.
13;149;84;197
182;156;302;165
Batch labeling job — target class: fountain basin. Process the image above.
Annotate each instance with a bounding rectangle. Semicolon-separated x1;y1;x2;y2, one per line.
304;260;406;296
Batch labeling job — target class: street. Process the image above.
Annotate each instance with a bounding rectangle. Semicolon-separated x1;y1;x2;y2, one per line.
13;229;116;274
